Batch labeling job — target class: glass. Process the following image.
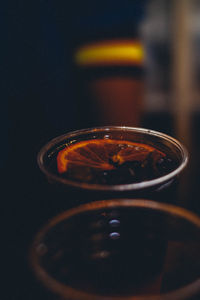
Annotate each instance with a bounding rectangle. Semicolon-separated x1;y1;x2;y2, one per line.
37;126;188;217
29;199;200;300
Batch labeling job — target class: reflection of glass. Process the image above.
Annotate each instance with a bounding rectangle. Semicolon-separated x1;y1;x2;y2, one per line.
37;126;188;214
30;199;200;300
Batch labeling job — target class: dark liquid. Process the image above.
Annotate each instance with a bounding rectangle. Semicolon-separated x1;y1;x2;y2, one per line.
38;139;180;222
35;207;200;297
51;140;179;185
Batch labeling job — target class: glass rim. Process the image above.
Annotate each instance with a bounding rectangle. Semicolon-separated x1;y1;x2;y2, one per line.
37;126;189;191
30;199;200;300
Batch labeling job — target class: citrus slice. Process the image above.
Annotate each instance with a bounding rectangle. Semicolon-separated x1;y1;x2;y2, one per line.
57;139;163;174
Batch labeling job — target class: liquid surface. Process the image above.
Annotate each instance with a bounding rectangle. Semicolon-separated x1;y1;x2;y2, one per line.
34;207;200;297
55;139;178;185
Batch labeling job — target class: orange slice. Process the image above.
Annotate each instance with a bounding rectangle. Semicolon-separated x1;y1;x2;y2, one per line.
57;139;162;174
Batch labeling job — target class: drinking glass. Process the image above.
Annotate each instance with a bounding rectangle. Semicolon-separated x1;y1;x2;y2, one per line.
29;199;200;300
37;126;188;218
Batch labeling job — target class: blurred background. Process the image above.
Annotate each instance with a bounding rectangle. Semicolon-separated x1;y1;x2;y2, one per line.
2;0;200;298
